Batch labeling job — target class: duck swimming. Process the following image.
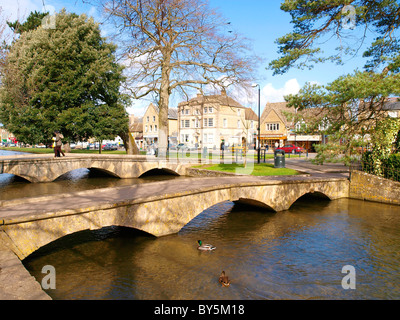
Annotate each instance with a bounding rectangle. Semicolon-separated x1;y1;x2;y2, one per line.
219;271;231;287
197;240;216;251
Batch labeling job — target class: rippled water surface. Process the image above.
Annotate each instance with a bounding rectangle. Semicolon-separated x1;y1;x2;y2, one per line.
23;197;400;300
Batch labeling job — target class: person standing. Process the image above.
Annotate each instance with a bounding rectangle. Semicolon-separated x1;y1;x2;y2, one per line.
54;131;65;157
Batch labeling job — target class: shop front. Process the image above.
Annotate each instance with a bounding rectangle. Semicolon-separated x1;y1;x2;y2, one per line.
261;134;287;149
260;134;287;149
287;134;322;152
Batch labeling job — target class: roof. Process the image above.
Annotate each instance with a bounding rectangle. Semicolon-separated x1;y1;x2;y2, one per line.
129;116;143;132
145;103;178;120
178;93;245;109
383;98;400;111
245;108;258;121
260;101;327;127
260;102;295;126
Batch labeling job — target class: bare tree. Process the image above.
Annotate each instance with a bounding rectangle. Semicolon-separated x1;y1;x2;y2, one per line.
0;6;10;77
102;0;257;157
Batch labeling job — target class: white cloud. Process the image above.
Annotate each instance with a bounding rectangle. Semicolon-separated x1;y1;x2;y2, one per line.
261;78;301;104
0;0;43;22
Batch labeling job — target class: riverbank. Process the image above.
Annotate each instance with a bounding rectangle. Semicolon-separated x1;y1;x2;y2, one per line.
0;241;51;300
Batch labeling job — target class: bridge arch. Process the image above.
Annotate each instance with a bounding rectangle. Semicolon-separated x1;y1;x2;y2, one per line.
139;168;180;177
0;172;35;183
288;190;332;209
234;198;276;212
53;167;122;181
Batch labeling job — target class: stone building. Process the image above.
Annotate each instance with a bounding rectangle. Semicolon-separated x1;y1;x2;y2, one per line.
142;103;178;147
177;91;258;149
129;115;144;150
260;102;323;152
383;98;400;118
0;126;16;145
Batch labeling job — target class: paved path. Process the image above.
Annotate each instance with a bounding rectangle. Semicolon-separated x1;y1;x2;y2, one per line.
0;173;348;222
0;242;51;300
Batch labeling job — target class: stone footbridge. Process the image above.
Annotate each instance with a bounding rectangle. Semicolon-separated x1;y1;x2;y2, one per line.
0;155;189;182
0;174;349;260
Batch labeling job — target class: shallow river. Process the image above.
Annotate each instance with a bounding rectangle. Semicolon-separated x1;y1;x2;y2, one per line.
23;197;400;300
1;150;399;300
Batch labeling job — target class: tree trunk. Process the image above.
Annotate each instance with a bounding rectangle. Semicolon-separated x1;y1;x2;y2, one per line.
158;60;171;159
120;131;139;155
64;142;71;153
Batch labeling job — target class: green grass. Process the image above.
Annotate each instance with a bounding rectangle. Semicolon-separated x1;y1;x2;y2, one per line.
0;147;127;155
192;163;301;176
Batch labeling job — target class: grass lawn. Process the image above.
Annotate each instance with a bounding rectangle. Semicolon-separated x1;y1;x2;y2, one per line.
0;147;127;155
192;163;301;176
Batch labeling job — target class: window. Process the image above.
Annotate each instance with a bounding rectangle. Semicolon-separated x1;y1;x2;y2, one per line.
145;125;148;133
266;123;280;131
204;133;207;142
237;120;241;128
185;120;190;128
147;116;149;122
204;107;208;114
223;118;227;128
185;109;189;115
181;109;185;115
208;118;214;127
295;121;306;131
153;116;156;122
237;109;241;116
149;125;152;132
208;133;214;143
195;119;200;128
251;121;254;129
181;120;185;128
154;125;157;132
209;107;213;113
204;118;208;127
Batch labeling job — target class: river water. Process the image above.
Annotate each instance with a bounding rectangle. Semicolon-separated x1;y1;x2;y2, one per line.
23;195;400;300
1;150;400;299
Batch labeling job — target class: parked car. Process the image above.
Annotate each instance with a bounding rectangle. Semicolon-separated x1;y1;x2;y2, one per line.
168;143;177;150
176;143;189;150
276;144;305;154
103;143;118;151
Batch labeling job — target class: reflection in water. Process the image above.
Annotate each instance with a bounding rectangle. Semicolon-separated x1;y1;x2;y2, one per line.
24;198;400;300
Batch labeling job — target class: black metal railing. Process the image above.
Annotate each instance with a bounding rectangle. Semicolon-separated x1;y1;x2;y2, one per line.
352;159;400;183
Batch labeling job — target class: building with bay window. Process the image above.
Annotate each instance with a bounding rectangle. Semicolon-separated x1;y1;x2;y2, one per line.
177;91;258;149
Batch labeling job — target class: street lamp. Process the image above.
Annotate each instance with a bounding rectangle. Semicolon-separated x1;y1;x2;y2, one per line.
252;84;261;164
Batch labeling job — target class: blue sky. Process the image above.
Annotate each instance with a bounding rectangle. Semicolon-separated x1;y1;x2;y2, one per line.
0;0;373;116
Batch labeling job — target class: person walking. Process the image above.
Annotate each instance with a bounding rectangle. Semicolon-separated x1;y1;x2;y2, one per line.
54;131;65;157
220;140;225;160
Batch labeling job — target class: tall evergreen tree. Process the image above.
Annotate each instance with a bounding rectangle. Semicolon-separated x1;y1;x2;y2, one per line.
0;9;132;151
7;10;49;34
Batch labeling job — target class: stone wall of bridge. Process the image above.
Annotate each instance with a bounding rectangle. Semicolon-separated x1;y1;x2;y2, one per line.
349;170;400;205
0;157;189;182
0;177;349;260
